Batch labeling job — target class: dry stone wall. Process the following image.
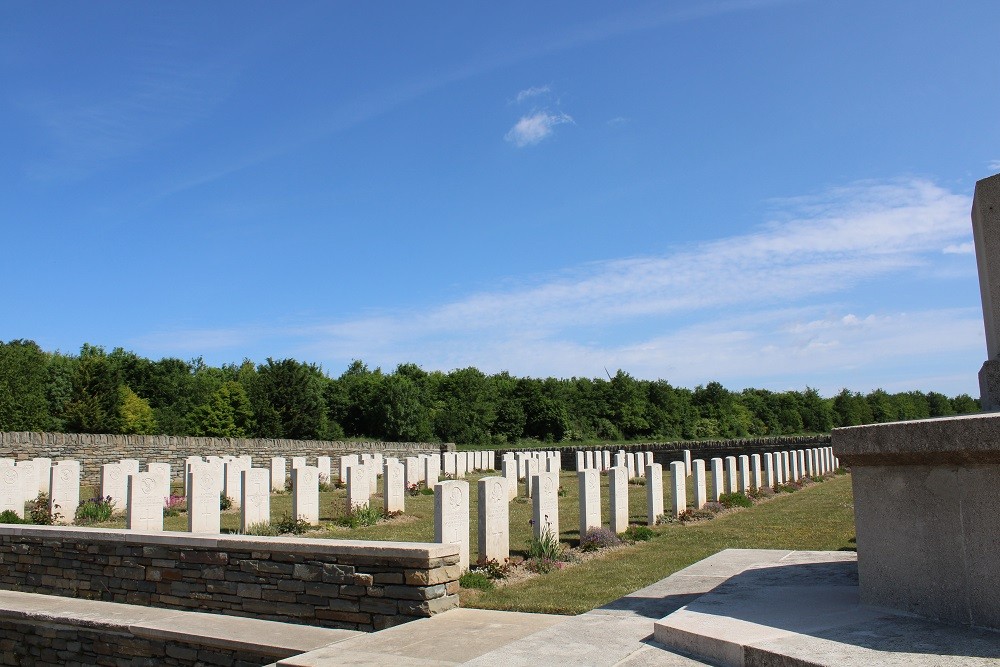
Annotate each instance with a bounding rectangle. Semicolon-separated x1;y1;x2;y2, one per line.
0;432;452;486
0;526;461;632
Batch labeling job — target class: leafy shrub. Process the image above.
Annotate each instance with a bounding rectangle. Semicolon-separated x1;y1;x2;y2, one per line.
579;527;621;552
679;507;717;522
407;483;421;497
28;493;57;525
629;477;646;486
557;485;566;497
747;486;774;500
219;494;233;511
459;571;494;591
834;466;848;475
524;556;566;574
271;514;313;534
622;525;654;542
75;496;115;525
335;504;386;528
526;528;563;560
163;494;186;517
0;510;27;524
702;501;724;513
243;521;279;536
419;487;434;495
480;558;510;580
718;492;753;509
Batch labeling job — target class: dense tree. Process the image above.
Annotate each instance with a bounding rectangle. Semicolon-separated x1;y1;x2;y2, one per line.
187;381;255;437
119;386;157;434
0;340;51;431
63;345;123;433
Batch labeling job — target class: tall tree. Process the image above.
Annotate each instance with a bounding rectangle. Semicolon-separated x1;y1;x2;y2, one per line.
0;340;51;431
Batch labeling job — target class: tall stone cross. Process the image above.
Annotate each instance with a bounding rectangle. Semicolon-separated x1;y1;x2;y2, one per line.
973;173;1000;409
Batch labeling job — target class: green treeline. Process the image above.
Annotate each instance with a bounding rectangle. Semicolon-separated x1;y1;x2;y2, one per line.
0;340;980;445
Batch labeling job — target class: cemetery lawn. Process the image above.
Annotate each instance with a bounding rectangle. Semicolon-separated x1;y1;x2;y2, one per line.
78;471;853;615
461;473;855;615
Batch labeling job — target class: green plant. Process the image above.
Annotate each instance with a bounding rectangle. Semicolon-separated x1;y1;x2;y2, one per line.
243;521;279;536
557;485;566;497
272;513;313;534
28;493;57;525
419;487;434;495
0;510;27;524
526;528;563;560
163;494;186;517
460;571;495;591
74;496;115;524
719;492;753;509
220;494;233;511
335;504;386;528
622;525;654;542
579;527;621;551
480;558;510;580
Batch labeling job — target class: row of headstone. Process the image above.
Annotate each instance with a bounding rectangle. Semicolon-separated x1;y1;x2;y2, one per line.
574;449;654;479
0;458;81;524
434;446;840;572
441;450;497;478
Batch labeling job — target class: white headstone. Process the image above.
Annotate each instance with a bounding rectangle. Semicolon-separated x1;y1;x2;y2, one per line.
531;471;560;542
692;459;707;509
579;468;601;537
187;465;221;534
501;458;518;501
434;480;470;571
478;476;510;565
270;456;287;492
241;468;271;532
763;453;775;488
423;456;440;486
292;456;307;470
384;460;405;514
750;454;762;490
49;460;80;524
32;458;52;496
670;461;687;517
455;452;467;479
119;459;140;480
147;462;171;507
683;450;692;477
339;454;358;484
16;460;37;503
626;453;637;479
442;452;457;477
405;457;421;489
317;456;332;485
710;458;724;502
0;465;24;519
292;465;319;525
602;451;611;470
738;455;751;494
725;456;738;494
101;463;126;511
609;466;628;534
347;464;370;512
224;460;243;508
183;456;203;497
524;458;539;498
647;463;664;525
127;472;163;531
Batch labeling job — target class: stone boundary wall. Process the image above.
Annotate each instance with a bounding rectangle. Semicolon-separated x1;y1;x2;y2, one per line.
0;617;273;667
0;526;460;632
544;435;833;468
0;432;454;486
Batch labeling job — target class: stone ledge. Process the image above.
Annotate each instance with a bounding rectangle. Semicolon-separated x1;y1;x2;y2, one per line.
832;413;1000;466
0;524;460;561
0;589;359;658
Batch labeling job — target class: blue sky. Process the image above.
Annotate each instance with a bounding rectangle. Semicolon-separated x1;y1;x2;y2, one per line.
3;0;998;396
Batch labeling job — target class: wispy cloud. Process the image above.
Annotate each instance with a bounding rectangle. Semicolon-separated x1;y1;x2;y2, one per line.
514;85;551;104
989;160;1000;171
131;178;982;393
943;242;974;255
504;110;574;147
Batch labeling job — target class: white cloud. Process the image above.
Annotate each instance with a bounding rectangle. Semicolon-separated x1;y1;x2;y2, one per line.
132;178;983;394
607;116;629;126
514;85;551;104
988;160;1000;171
504;110;574;147
943;242;974;255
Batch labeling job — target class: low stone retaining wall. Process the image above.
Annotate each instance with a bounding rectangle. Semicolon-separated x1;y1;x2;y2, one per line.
0;526;461;632
0;432;454;485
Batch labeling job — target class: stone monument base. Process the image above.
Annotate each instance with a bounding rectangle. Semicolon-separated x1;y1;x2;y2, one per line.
653;550;1000;667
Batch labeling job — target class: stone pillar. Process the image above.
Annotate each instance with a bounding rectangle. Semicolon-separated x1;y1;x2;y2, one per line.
670;461;687;518
241;468;271;532
347;464;370;512
270;457;286;492
724;456;737;494
49;460;80;524
292;466;319;525
127;472;164;531
609;466;629;534
646;463;664;525
579;469;601;537
478;477;509;565
692;459;707;509
737;455;751;493
435;480;470;572
710;458;724;502
187;465;220;534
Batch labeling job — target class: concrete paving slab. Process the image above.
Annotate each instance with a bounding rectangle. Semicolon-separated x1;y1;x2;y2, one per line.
277;608;567;666
653;550;1000;667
